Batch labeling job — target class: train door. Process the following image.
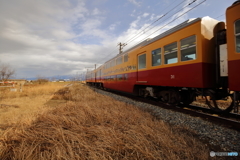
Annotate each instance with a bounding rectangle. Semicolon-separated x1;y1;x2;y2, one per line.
137;52;148;83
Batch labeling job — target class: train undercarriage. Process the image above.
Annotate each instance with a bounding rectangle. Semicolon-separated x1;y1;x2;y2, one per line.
135;85;239;113
86;82;239;113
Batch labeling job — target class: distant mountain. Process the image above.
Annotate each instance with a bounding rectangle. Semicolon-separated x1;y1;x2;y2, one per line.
26;74;85;81
26;75;69;81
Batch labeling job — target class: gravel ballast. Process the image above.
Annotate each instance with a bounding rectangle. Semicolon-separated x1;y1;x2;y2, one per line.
94;88;240;153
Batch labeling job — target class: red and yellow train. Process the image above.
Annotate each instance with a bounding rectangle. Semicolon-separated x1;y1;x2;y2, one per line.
86;1;240;113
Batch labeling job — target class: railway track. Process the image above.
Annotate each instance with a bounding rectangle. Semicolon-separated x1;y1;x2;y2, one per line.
131;94;240;131
88;85;240;132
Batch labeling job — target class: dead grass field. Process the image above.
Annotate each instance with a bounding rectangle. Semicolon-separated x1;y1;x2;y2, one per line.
0;83;212;159
0;82;67;134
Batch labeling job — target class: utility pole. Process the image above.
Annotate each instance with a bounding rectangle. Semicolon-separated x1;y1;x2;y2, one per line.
95;64;96;82
85;65;96;82
86;69;88;82
85;67;93;82
118;42;127;54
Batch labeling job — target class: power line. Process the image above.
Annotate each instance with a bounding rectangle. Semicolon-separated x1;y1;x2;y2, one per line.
95;0;187;65
144;0;206;40
127;0;206;50
95;0;205;67
124;0;186;44
214;14;225;20
95;48;118;66
125;0;200;46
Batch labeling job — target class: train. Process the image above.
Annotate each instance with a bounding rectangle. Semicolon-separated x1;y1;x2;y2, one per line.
86;1;240;113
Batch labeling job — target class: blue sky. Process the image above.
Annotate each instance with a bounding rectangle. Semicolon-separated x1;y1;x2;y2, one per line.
0;0;237;79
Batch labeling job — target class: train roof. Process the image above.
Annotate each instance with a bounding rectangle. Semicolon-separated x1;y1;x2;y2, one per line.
103;16;218;65
122;17;206;54
142;18;201;47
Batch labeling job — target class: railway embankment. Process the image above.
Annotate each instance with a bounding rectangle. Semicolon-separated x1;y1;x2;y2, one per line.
94;86;240;153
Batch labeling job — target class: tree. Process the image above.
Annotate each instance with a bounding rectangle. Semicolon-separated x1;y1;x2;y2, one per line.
0;63;15;82
35;75;49;84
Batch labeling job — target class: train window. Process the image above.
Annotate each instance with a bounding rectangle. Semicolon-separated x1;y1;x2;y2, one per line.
117;56;122;65
152;48;161;66
111;75;116;81
117;74;122;81
124;54;128;62
138;54;146;69
123;74;128;80
235;19;240;53
111;60;115;67
180;35;196;61
164;42;178;64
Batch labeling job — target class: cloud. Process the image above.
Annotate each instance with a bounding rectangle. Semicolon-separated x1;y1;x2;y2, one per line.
0;0;87;49
92;8;101;15
142;13;150;18
129;16;142;29
130;10;136;17
109;24;116;31
128;0;141;7
0;0;215;79
81;19;102;31
116;0;199;52
0;0;94;78
109;22;121;31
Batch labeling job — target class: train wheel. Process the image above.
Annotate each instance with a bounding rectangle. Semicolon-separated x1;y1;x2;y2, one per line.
159;89;180;105
180;90;195;106
169;89;181;105
160;91;169;103
204;91;234;113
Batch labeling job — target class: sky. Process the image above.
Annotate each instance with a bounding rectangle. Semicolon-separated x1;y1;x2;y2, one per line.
0;0;238;79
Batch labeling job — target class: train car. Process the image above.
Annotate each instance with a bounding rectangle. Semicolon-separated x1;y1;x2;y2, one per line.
86;1;240;113
226;0;240;112
86;70;95;83
226;1;240;91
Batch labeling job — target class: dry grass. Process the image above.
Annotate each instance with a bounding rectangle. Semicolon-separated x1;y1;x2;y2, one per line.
0;83;212;160
0;82;67;99
0;82;67;133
